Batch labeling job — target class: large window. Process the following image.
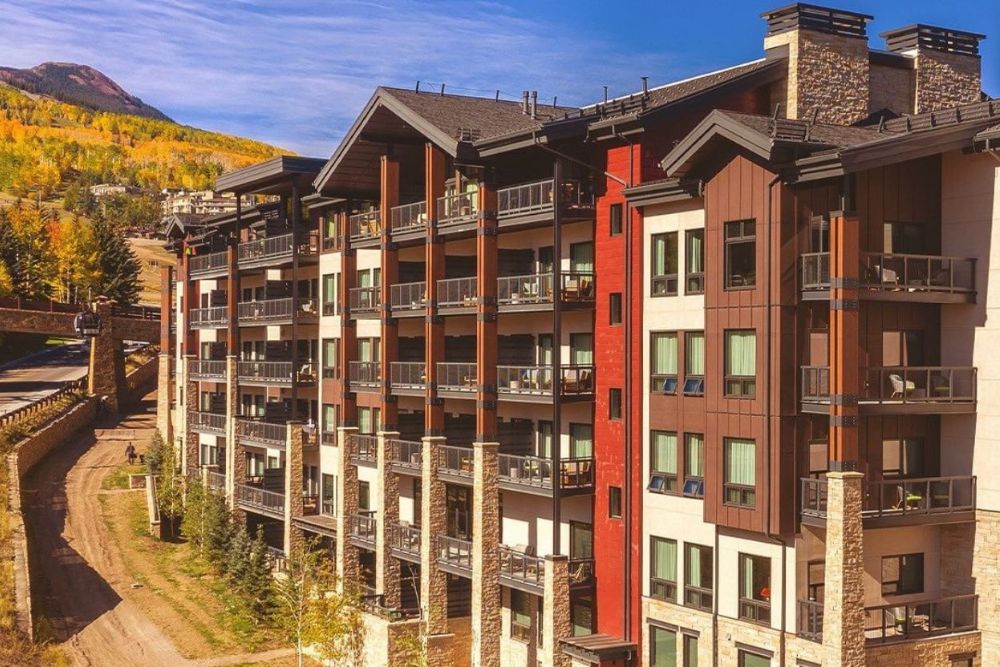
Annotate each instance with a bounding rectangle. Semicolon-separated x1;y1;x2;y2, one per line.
510;590;532;642
684;433;705;498
724;330;756;398
650;625;677;667
724;438;756;507
358;407;380;435
652;232;679;296
321;473;335;515
684;331;705;396
683;634;698;667
684;544;713;611
738;553;771;625
322;273;339;315
725;219;756;289
882;438;924;478
322;338;339;378
649;431;678;494
651;332;678;394
570;241;594;273
570;423;593;458
650;537;678;602
686;229;705;294
321;404;337;436
570;333;594;366
881;553;924;596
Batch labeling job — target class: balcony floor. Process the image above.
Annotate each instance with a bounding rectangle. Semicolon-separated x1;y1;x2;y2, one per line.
801;400;976;416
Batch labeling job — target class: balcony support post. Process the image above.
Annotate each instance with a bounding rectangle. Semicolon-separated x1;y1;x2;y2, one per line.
828;211;860;468
184;357;199;475
425;143;446;436
376;430;401;609
821;471;865;667
336;427;361;593
471;441;501;667
420;436;451;638
541;554;571;667
476;183;498;441
225;355;240;506
157;266;174;444
284;421;305;555
380;155;400;431
339;212;358;428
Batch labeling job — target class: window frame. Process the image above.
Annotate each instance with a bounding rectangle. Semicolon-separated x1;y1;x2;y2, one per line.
724;219;756;290
650;331;679;395
609;388;623;420
724;329;757;398
738;553;772;626
649;536;678;602
609;292;622;325
609;486;622;519
724;438;757;508
683;331;705;396
609;203;623;236
648;430;679;495
881;553;924;596
510;589;533;642
683;433;705;498
684;543;713;611
685;228;705;294
651;231;679;297
649;623;678;667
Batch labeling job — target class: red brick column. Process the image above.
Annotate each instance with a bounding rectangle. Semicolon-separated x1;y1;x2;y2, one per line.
380;156;400;431
339;211;358;428
476;184;498;441
828;211;860;468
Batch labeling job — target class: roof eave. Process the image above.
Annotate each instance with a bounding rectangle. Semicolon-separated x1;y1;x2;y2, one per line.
659;110;775;178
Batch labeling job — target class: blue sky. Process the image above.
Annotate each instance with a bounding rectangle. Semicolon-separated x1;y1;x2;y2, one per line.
0;1;997;156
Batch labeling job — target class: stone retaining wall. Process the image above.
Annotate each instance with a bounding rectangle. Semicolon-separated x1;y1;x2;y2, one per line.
124;355;158;397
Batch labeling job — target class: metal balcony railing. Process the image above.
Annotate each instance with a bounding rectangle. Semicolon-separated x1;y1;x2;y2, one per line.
801;476;976;523
390;362;426;391
350;434;378;464
237;297;317;324
234;482;285;515
389;281;427;313
237;360;316;385
499;545;544;587
238;232;315;265
348;361;381;389
388;438;423;472
349;210;381;240
438;444;474;478
390;201;427;233
496;178;594;217
437;535;473;571
560;365;595;395
801;252;975;297
349;514;377;545
436;362;477;392
560;272;595;302
497;365;553;396
389;523;421;556
801;366;976;407
206;470;226;491
497;455;596;491
348;286;380;315
798;599;823;643
188;359;226;380
497;273;553;306
189;251;228;277
864;595;977;644
437;190;479;225
235;419;286;447
437;277;477;309
800;252;831;291
189;306;228;329
189;411;225;434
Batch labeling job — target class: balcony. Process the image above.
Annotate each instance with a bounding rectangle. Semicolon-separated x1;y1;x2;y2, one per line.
349;433;378;466
234;482;285;519
237;232;317;270
390;362;426;396
499;545;544;592
389;523;421;563
349;209;382;244
348;286;381;318
498;454;595;496
188;359;226;381
348;514;377;549
237;298;317;326
496;365;594;403
801;476;976;528
496;178;594;226
237;360;316;386
437;535;473;577
189;411;225;435
437;277;477;313
389;281;427;317
496;272;595;312
348;361;381;392
436;362;477;396
800;252;975;303
864;594;977;645
236;419;286;448
390;201;427;239
388;438;423;475
797;599;823;643
206;470;226;492
438;444;474;484
188;250;228;279
437;190;479;228
189;306;228;329
321;431;338;447
800;366;977;414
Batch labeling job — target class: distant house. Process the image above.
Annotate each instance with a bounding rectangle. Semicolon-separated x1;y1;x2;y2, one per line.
89;183;141;198
160;189;254;219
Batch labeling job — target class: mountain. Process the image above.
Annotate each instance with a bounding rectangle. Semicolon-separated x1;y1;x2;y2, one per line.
0;62;171;121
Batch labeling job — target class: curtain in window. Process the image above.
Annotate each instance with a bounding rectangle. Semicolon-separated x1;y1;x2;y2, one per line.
571;334;593;365
538;335;554;365
651;626;677;667
537;421;553;458
358;408;372;435
686;333;705;376
571;424;593;457
740;555;756;599
652;235;667;276
685;434;704;477
652;333;678;375
726;331;756;376
323;339;337;367
652;538;677;582
686;545;708;588
571;243;594;273
322;274;336;304
726;439;755;485
652;431;678;474
687;230;704;272
512;590;531;626
322;405;335;432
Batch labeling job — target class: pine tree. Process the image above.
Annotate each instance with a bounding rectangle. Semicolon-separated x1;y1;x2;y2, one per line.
181;479;207;552
225;526;251;582
91;216;140;305
244;528;275;625
203;491;233;569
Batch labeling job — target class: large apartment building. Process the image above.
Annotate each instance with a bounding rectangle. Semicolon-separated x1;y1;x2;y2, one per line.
159;4;1000;666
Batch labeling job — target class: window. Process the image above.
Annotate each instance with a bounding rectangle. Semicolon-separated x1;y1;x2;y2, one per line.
683;634;698;667
609;486;622;518
882;438;924;478
724;439;756;507
725;219;756;289
651;232;679;296
683;332;705;396
949;655;974;667
570;423;593;457
650;537;678;601
570;241;594;273
650;625;677;667
322;338;339;378
738;554;771;625
739;649;772;667
510;590;532;642
321;404;337;436
685;229;705;294
881;553;924;596
609;388;622;420
684;544;713;610
358;481;371;512
358;407;380;435
322;273;339;315
610;203;623;235
609;292;622;325
570;333;594;365
200;440;220;466
648;431;678;494
537;334;554;365
571;596;593;636
724;330;756;398
537;421;553;458
321;473;335;515
651;332;678;394
683;434;705;498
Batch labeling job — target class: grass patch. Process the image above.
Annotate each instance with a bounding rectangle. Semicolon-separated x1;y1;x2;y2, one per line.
100;464;147;490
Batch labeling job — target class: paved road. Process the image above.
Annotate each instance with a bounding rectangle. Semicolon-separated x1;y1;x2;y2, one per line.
0;343;87;416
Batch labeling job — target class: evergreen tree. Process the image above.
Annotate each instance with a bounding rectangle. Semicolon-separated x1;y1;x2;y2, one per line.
225;526;251;582
91;216;140;305
244;528;275;625
145;429;166;475
181;479;207;553
203;491;233;569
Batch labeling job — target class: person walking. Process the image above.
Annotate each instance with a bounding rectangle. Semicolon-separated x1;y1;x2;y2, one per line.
126;443;136;465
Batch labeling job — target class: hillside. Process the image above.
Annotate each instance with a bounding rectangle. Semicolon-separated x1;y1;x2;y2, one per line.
0;62;170;121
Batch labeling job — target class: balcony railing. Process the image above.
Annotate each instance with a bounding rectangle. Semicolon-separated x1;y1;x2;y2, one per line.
438;444;474;479
497;454;595;491
206;470;226;491
348;514;377;546
437;190;479;225
496;179;594;218
569;558;595;587
390;362;426;391
388;438;423;472
499;545;544;587
189;250;228;277
390;281;427;313
189;306;228;329
497;365;552;396
801;476;976;524
864;595;977;644
238;232;315;266
800;366;830;403
800;252;830;291
801;366;976;409
437;535;473;571
497;274;553;306
348;286;380;315
235;419;286;447
188;359;226;381
390;201;427;234
561;365;594;395
234;483;285;516
348;361;381;390
237;297;317;325
798;599;824;643
560;272;596;302
237;360;316;385
389;523;421;557
800;252;975;299
349;210;381;240
189;411;225;434
436;362;477;393
437;277;477;309
350;434;378;464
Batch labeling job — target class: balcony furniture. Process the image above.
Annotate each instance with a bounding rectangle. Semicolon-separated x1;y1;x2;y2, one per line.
562;369;593;393
888;374;916;398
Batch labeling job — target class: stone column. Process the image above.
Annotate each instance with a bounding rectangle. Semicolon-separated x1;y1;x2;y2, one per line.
821;471;865;667
471;441;500;667
184;362;199;474
541;555;571;667
421;435;453;658
284;421;305;555
336;426;361;593
225;355;240;505
156;266;174;442
88;297;124;414
377;430;401;609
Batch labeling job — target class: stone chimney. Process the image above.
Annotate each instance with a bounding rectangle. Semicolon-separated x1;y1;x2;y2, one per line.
880;25;985;113
762;3;873;125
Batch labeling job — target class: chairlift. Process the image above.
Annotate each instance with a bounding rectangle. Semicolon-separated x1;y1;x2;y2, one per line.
74;311;102;338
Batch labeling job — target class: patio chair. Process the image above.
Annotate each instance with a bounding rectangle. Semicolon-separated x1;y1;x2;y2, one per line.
888;374;915;398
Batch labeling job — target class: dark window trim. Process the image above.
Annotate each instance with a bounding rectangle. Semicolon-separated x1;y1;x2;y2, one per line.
737;554;771;626
609;292;623;326
724;219;756;291
610;203;623;236
649;535;678;603
651;231;679;297
609;486;623;519
723;329;757;399
685;228;705;295
881;552;924;596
